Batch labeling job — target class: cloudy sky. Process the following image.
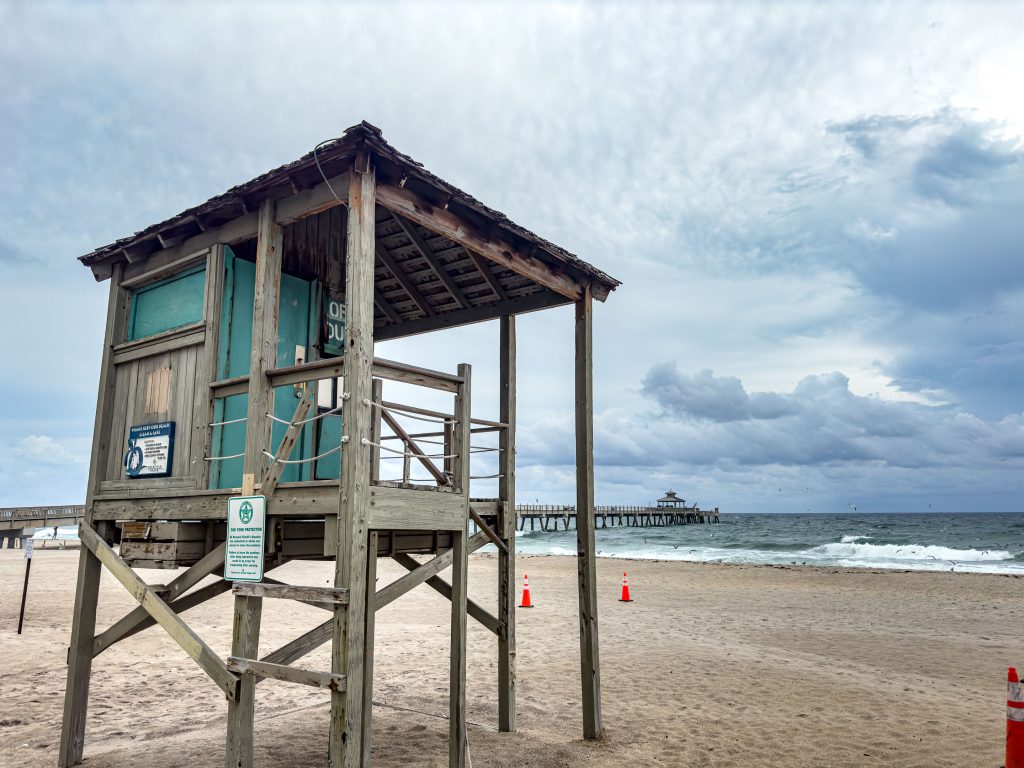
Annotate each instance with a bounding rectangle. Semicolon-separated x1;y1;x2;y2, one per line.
1;1;1022;512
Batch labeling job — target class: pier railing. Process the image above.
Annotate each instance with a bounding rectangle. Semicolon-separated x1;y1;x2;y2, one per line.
0;506;85;523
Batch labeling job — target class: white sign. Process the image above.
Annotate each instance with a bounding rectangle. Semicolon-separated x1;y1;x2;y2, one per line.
24;538;33;559
225;496;266;582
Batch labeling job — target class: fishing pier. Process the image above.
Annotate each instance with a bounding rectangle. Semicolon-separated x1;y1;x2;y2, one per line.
515;490;720;531
0;506;85;547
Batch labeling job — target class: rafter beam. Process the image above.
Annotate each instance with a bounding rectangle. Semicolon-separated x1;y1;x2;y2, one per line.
374;288;402;323
466;248;507;301
375;289;569;342
391;213;470;310
375;242;434;318
377;181;586;301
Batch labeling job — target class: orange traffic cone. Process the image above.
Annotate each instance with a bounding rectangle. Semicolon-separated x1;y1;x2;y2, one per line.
519;573;533;608
1009;667;1024;768
619;572;633;602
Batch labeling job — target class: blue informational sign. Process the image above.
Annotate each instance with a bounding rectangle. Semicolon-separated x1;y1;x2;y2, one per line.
124;422;175;478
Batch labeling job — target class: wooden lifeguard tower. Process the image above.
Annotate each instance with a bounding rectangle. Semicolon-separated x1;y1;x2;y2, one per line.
58;121;619;768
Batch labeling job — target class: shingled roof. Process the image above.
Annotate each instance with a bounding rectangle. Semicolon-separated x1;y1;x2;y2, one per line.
79;121;620;300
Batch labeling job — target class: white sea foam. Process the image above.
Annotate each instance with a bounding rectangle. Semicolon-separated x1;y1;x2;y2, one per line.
811;541;1012;562
840;534;873;544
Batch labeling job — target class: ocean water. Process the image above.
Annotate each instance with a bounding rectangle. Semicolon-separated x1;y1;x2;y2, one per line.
507;513;1024;574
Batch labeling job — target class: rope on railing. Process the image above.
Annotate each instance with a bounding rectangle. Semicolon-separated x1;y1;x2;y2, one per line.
261;437;348;466
362;437;457;460
470;473;504;480
363;399;456;425
203;452;245;462
267;404;343;428
210;416;247;427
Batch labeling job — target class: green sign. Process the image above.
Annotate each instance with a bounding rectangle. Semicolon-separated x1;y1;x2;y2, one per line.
324;296;346;356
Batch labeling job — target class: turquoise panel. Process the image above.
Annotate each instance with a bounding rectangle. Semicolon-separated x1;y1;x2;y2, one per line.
211;248;323;488
315;411;342;480
128;266;206;341
269;272;316;484
210;248;252;489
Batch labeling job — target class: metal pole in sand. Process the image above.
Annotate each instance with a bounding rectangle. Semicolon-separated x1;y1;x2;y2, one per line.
18;537;34;634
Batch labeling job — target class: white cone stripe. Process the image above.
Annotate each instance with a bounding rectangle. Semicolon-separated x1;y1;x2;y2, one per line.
1008;706;1024;722
1010;681;1024;704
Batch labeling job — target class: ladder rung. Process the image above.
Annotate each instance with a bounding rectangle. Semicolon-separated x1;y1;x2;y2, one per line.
227;656;346;691
232;582;349;604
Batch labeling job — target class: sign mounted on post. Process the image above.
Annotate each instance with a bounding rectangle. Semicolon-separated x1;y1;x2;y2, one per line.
323;294;346;357
225;496;266;582
24;538;34;559
124;422;175;478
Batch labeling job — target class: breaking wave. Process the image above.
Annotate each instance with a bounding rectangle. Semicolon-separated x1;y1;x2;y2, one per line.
811;541;1012;562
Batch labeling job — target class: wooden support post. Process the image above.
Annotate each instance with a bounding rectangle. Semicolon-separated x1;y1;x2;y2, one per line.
243;198;284;488
575;285;602;740
449;363;471;768
497;314;517;732
225;593;262;768
225;196;281;766
60;262;127;767
362;531;377;768
331;159;376;768
57;520;109;767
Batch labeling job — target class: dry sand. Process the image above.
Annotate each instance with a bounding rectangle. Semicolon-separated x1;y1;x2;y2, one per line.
0;547;1018;767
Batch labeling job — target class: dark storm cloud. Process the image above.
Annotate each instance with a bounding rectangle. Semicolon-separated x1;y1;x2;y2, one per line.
641;364;797;422
911;129;1019;206
522;364;1024;515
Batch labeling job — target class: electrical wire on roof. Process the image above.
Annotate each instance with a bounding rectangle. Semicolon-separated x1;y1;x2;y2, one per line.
313;138;346;205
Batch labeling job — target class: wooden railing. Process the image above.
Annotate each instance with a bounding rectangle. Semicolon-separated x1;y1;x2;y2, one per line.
210;356;465;397
209;355;485;494
0;506;86;522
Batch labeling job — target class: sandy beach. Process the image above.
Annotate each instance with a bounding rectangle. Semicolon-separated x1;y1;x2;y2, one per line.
0;547;1017;767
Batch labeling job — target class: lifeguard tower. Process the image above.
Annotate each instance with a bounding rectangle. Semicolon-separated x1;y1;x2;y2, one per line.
58;122;619;768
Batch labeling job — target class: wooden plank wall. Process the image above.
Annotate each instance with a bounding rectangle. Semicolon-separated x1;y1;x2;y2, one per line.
102;342;204;486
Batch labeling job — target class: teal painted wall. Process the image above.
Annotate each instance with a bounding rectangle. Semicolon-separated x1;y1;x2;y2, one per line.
210;248;320;488
128;266;206;340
